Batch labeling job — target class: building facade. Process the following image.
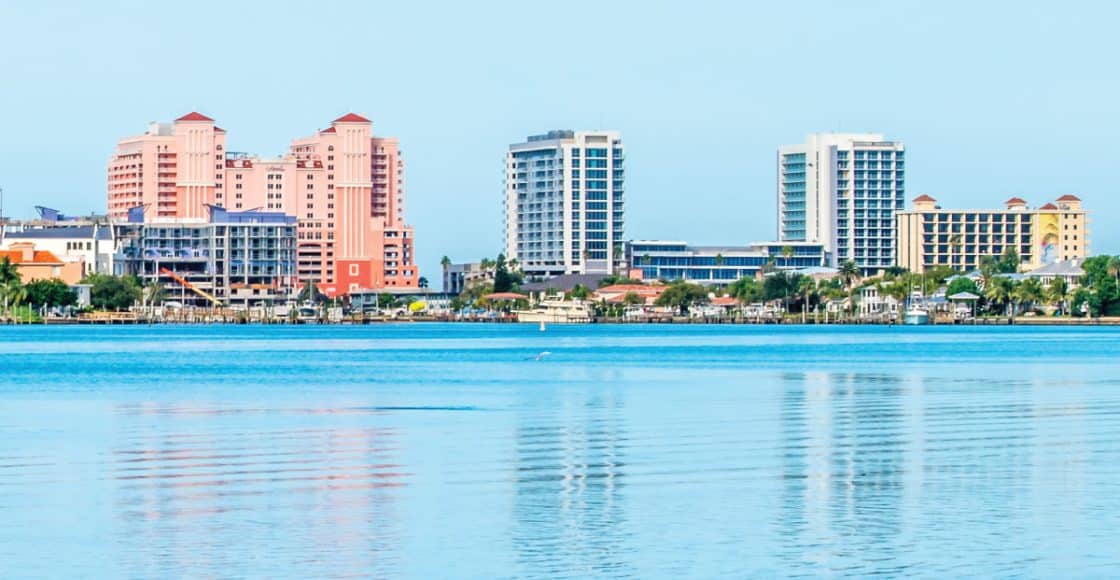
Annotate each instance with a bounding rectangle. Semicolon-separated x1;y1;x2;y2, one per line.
895;194;1089;273
778;133;905;273
114;206;297;307
0;243;82;284
1;223;115;278
627;240;829;285
505;130;624;278
107;112;418;297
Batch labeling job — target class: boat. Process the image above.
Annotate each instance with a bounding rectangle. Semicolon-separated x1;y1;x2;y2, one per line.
903;291;931;325
514;299;592;323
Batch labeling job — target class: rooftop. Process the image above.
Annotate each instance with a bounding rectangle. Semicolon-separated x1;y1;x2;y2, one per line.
176;111;214;122
333;113;370;123
521;273;611;293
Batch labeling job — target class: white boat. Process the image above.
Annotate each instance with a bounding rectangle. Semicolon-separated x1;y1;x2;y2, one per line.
903;291;930;325
514;299;592;323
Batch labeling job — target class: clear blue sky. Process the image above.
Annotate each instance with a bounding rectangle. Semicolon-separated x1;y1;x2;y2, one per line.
2;0;1117;281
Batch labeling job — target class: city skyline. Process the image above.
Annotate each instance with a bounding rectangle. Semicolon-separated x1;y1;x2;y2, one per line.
2;1;1119;282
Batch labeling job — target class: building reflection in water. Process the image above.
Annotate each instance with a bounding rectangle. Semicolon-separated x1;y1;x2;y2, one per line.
778;372;910;573
111;402;406;577
511;382;630;577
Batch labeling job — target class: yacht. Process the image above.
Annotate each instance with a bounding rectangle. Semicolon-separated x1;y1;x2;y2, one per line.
514;299;593;323
903;291;931;325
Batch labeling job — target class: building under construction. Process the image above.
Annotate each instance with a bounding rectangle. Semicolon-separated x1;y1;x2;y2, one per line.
114;205;297;307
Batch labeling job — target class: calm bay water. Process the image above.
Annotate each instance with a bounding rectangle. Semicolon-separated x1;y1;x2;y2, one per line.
2;324;1119;578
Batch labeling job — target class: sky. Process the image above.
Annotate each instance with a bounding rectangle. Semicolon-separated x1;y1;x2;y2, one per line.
1;0;1118;281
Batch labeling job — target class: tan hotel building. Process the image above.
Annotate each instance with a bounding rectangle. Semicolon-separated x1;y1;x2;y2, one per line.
896;194;1088;273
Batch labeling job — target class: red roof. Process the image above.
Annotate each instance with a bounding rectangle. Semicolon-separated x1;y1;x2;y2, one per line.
912;194;937;203
333;113;370;123
1039;203;1058;210
1056;194;1081;201
176;111;214;122
710;296;739;307
1;249;63;265
1005;197;1027;205
321;127;336;133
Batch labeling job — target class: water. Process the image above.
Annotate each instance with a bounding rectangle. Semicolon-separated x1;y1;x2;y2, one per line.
2;324;1119;578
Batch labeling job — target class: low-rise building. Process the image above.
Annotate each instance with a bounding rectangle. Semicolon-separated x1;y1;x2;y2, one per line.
0;243;83;284
1;223;115;277
1025;258;1085;289
896;194;1089;273
442;261;495;295
626;240;829;285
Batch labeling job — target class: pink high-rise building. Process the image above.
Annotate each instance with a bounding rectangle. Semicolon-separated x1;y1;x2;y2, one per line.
107;112;419;295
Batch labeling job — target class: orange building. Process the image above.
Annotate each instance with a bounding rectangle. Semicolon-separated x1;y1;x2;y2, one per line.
0;242;84;285
107;113;418;297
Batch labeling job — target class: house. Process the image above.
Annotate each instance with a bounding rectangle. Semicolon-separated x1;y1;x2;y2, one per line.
0;242;84;284
1025;259;1085;289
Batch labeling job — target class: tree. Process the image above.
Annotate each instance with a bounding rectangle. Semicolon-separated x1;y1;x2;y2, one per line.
781;245;794;268
1013;278;1044;313
655;280;707;315
949;234;963;272
569;284;590;301
622;292;644;307
24;279;77;309
797;275;816;322
493;254;513;293
0;257;19;286
727;276;762;305
87;274;141;311
946;276;979;297
440;256;452;269
1046;277;1069;314
998;248;1021;274
984;276;1015;315
1;280;29;318
418;276;430;289
839;260;860;314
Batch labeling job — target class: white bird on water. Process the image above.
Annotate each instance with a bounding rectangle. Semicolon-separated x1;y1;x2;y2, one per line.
526;351;552;361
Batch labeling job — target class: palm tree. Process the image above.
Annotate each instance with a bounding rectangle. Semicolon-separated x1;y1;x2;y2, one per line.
797;275;815;323
1046;277;1069;315
781;245;794;269
1107;256;1120;283
2;280;28;322
949;234;963;272
985;276;1015;316
440;256;452;270
839;260;859;316
0;257;19;286
1014;278;1044;314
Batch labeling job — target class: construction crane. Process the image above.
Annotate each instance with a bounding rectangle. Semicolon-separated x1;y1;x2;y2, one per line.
159;267;222;307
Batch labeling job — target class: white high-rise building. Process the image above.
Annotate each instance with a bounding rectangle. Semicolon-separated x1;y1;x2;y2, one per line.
505;130;625;278
777;133;905;272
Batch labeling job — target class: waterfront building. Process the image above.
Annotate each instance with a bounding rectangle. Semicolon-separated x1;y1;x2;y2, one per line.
626;240;829;285
442;261;494;295
505;130;625;279
895;194;1089;273
778;133;905;273
1024;258;1085;289
1;222;115;277
113;205;297;307
0;242;81;284
107;112;418;296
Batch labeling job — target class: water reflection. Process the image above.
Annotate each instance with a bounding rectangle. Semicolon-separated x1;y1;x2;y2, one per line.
112;404;405;578
513;388;630;578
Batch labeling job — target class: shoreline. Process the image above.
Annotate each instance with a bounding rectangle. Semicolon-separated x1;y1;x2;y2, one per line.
6;315;1120;326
